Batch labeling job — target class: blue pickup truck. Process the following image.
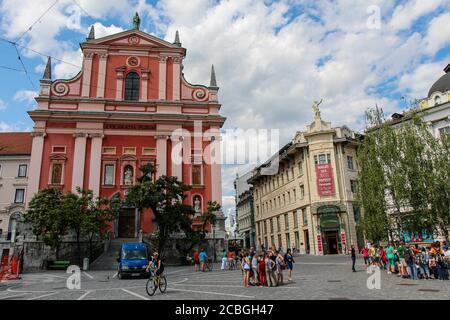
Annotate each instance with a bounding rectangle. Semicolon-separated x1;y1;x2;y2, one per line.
117;243;150;279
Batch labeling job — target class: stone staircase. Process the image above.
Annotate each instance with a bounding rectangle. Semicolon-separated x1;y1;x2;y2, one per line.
89;238;138;270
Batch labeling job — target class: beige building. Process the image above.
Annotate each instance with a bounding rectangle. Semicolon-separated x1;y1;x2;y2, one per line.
0;133;31;256
234;172;255;248
249;104;362;255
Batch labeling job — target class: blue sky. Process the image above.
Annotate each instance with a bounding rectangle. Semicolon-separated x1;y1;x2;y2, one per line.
0;0;449;219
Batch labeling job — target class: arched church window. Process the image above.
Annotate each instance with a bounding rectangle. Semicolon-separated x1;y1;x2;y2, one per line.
51;163;62;185
124;72;140;101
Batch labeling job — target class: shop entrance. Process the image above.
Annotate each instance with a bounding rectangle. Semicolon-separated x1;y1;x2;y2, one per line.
324;230;339;254
118;208;135;238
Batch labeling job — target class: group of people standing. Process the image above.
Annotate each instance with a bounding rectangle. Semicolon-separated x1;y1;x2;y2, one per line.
221;246;295;288
359;241;450;280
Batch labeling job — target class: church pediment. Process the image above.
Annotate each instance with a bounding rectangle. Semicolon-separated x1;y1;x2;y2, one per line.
84;29;181;50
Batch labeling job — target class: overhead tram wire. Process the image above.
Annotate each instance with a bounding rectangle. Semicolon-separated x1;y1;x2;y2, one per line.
4;0;59;90
15;0;60;42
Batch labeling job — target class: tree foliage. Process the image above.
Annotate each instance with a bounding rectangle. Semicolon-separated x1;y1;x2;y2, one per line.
357;106;450;242
126;164;199;257
26;187;119;261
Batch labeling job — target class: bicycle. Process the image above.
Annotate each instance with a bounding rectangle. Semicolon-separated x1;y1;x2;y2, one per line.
146;268;167;296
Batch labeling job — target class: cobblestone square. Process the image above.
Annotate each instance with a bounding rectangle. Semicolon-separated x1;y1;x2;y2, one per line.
1;255;447;300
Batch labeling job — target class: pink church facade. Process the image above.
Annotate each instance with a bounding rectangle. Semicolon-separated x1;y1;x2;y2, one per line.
26;26;225;238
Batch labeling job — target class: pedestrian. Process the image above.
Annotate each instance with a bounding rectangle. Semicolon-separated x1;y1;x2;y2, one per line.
267;252;277;287
361;246;369;268
404;244;417;280
350;244;356;272
242;251;251;287
284;248;295;281
251;252;259;285
199;248;207;272
221;249;228;271
397;242;407;277
386;242;395;274
275;250;284;284
418;247;431;279
193;249;200;272
379;246;387;270
258;255;267;287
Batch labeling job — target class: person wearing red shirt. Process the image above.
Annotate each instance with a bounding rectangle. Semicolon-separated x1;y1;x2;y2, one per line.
193;249;200;272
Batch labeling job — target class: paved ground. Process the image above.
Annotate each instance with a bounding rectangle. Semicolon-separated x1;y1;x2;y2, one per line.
0;255;448;300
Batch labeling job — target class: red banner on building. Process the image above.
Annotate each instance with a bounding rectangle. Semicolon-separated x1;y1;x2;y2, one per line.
317;235;323;252
315;164;335;196
341;232;346;246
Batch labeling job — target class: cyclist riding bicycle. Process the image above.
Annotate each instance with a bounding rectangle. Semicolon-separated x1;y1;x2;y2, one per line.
147;252;164;277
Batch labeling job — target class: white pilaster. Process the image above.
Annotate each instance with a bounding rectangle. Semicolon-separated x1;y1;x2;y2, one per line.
158;56;167;100
171;136;183;181
72;133;87;192
81;52;94;97
172;56;181;101
25;132;46;206
141;70;149;102
156;135;168;178
89;133;104;198
96;53;108;98
210;132;222;205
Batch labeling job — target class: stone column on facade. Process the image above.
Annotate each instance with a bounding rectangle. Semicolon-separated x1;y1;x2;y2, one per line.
158;56;167;100
209;133;222;205
172;56;181;101
96;53;108;98
72;132;88;192
170;135;183;181
81;52;94;97
88;133;104;199
140;70;149;102
156;135;168;178
115;67;125;100
25;131;46;206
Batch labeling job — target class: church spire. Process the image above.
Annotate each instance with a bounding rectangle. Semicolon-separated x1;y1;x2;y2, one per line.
209;64;218;89
86;25;95;40
173;30;181;47
42;56;51;80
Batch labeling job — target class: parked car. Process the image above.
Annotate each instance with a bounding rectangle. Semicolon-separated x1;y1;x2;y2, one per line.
117;243;150;279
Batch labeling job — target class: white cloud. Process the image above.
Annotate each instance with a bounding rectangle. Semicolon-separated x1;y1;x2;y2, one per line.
423;12;450;56
0;99;6;110
398;62;445;99
13;90;37;105
389;0;443;31
0;121;21;131
91;22;124;39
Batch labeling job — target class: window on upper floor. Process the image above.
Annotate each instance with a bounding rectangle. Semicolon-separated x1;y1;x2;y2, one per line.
51;163;63;185
124;72;140;101
314;153;331;165
14;189;25;203
350;180;357;194
347;155;354;170
192;165;202;185
18;164;27;178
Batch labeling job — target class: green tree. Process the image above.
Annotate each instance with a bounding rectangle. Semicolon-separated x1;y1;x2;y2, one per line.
357;106;450;242
125;163;197;257
25;188;69;259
